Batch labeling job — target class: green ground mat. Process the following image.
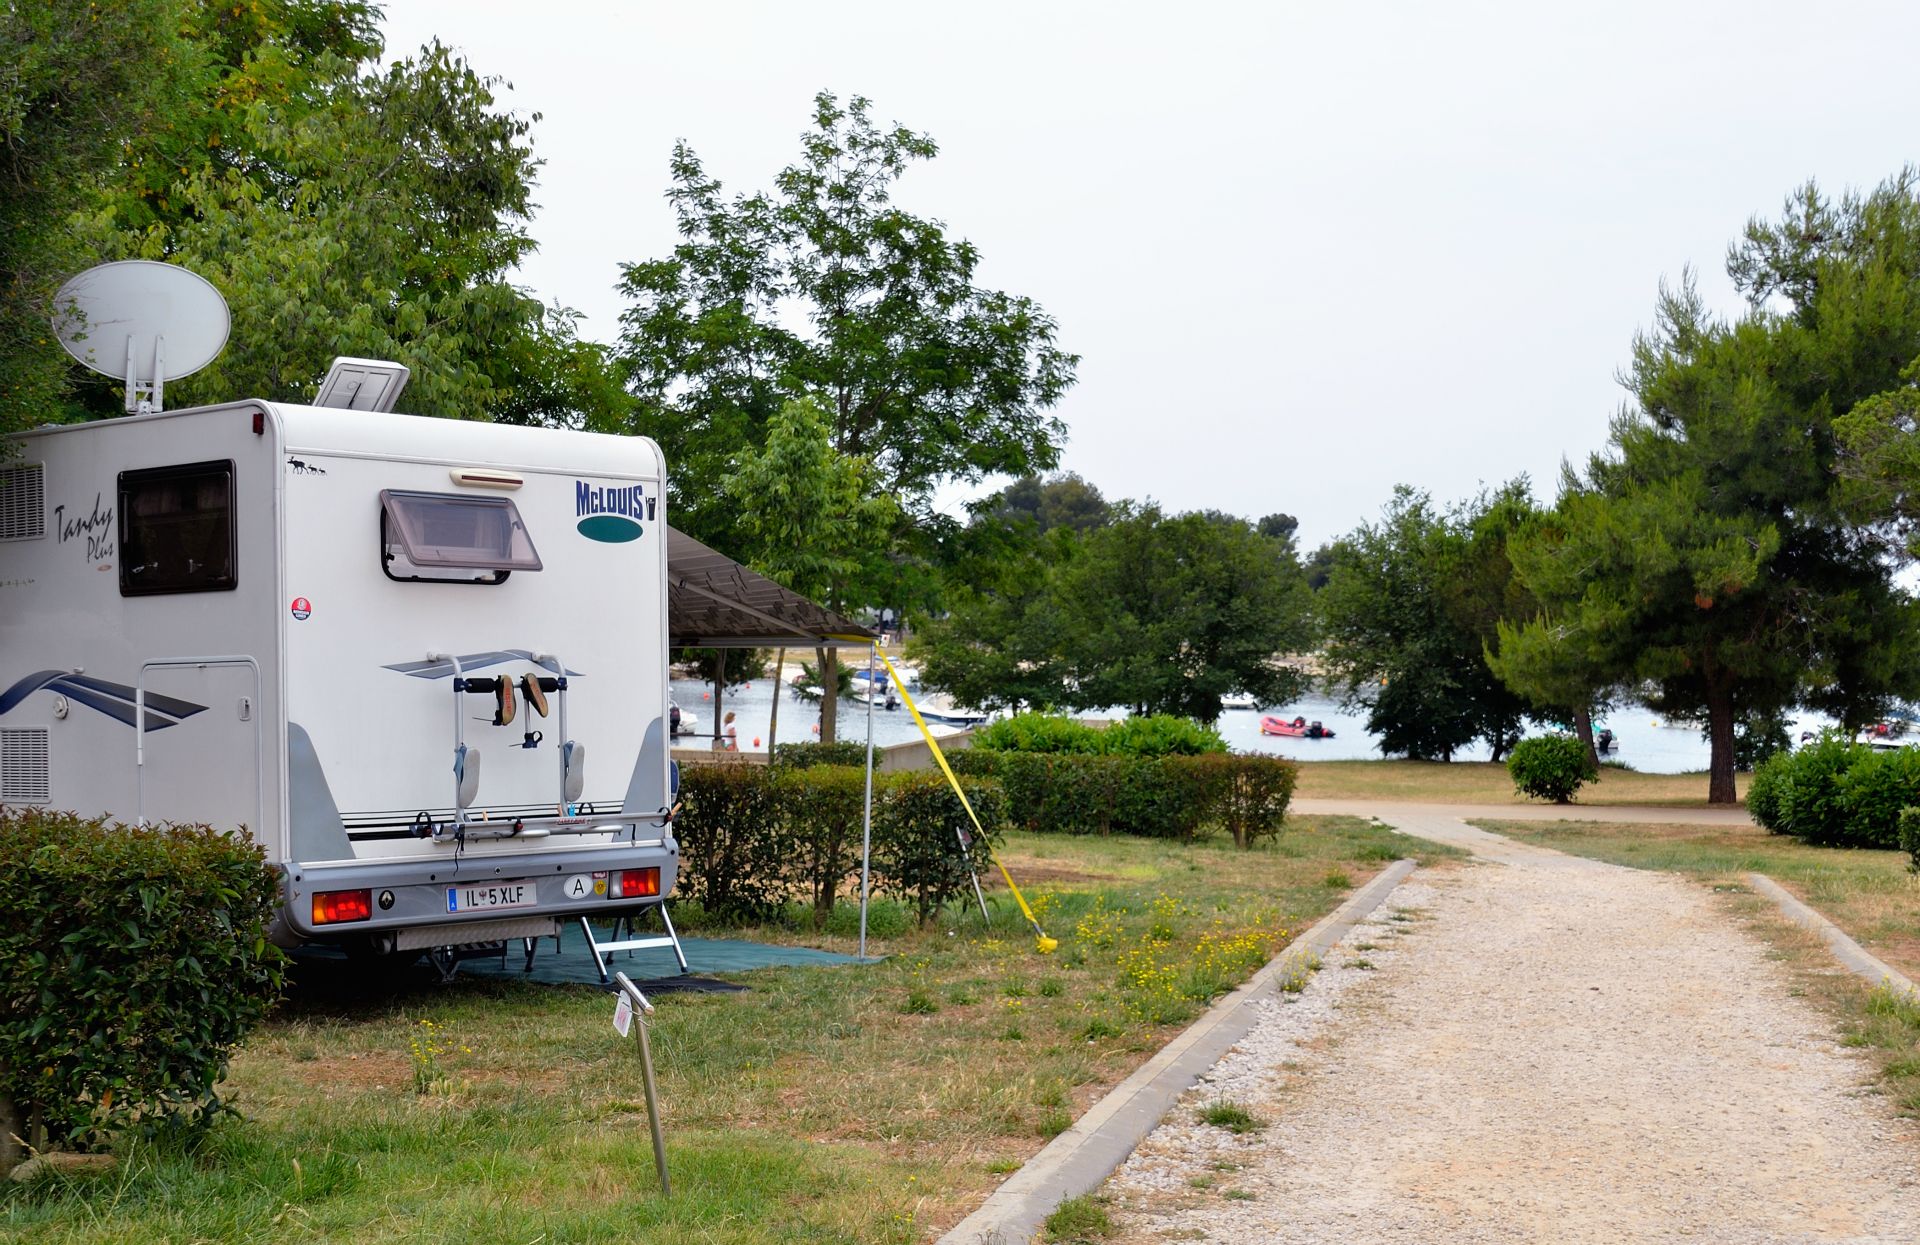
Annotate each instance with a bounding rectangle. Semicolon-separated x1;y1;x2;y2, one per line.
455;924;868;989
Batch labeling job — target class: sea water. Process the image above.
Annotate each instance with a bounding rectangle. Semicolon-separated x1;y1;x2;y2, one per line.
674;678;1833;776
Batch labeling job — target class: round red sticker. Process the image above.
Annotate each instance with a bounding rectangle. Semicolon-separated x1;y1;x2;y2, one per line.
291;597;311;621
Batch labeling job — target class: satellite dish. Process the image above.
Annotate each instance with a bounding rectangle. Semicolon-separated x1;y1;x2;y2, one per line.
51;260;230;414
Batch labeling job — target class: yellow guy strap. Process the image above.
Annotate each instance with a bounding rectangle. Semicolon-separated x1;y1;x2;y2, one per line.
874;651;1057;953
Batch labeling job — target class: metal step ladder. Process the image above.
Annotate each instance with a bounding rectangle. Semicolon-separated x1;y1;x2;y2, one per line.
579;903;688;984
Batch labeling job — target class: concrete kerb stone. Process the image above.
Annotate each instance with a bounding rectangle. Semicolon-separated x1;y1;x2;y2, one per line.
1747;872;1920;998
936;857;1418;1245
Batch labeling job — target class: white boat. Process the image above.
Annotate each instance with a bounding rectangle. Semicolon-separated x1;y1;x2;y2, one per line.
1220;692;1260;711
850;665;919;706
914;691;990;727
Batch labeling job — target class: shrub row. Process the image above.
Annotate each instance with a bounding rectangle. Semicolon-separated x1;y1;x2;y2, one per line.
969;712;1228;757
0;809;285;1151
949;750;1295;847
1748;733;1920;848
770;741;870;769
672;764;1007;925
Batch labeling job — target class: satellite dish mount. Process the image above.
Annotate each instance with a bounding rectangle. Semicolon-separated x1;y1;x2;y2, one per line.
51;261;231;415
124;332;167;415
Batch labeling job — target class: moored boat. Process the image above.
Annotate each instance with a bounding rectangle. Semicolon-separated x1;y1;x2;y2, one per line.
1260;714;1335;739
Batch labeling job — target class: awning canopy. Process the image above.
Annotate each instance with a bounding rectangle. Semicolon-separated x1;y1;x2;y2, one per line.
667;526;875;649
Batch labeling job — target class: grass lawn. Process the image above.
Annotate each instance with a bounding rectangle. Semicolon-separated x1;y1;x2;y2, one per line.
1293;759;1747;806
1;818;1460;1245
1477;818;1920;1117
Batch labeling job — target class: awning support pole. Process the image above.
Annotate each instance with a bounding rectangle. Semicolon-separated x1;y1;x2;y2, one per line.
859;643;876;959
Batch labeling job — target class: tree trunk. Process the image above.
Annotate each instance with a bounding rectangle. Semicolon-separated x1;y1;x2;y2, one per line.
0;1095;20;1175
766;646;785;757
1706;683;1738;805
818;646;839;743
1573;704;1599;772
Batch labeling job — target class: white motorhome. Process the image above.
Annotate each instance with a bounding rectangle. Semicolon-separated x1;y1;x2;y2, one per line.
0;394;681;969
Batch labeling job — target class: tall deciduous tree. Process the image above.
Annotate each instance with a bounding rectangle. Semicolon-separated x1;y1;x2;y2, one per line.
117;39;625;425
1321;487;1536;761
720;397;897;742
917;504;1313;721
3;2;625;431
618;90;1077;734
990;473;1111;534
1058;507;1313;721
616;90;1078;550
0;0;200;436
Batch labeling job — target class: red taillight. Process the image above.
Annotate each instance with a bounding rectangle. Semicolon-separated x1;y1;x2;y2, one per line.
313;889;372;925
612;868;660;899
252;410;264;435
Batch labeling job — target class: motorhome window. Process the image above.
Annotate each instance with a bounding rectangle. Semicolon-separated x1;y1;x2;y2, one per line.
118;460;237;596
379;489;542;584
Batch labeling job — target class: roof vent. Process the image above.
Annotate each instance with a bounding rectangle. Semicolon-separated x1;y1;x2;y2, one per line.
314;357;410;412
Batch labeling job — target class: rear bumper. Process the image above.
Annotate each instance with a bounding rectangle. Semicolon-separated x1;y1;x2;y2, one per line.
272;837;679;947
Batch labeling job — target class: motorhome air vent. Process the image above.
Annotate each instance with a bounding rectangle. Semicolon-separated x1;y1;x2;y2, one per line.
315;357;410;412
0;463;46;540
0;728;50;803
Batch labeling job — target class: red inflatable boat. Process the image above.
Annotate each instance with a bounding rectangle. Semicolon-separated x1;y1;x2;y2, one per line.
1260;715;1336;739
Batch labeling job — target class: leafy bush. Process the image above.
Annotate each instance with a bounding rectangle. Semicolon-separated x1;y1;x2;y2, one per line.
1747;749;1791;833
1753;732;1919;848
872;773;1008;924
1507;735;1595;803
1775;732;1871;846
673;763;788;919
0;809;284;1147
970;714;1104;755
1837;746;1920;850
772;764;869;921
1099;715;1228;757
771;741;869;770
1212;754;1299;849
1899;806;1920;873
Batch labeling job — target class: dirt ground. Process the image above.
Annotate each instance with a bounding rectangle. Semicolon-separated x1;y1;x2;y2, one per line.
1106;813;1920;1244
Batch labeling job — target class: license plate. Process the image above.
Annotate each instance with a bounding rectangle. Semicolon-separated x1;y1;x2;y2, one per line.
447;879;537;913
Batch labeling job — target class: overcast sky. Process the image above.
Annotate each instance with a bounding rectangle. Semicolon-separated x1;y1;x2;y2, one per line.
380;1;1920;549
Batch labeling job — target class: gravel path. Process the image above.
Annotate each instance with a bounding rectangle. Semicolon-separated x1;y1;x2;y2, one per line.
1107;813;1920;1244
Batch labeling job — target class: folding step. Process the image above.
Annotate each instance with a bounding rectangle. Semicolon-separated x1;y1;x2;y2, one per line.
580;904;688;984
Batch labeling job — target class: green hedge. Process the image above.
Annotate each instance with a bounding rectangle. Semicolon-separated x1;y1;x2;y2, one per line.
772;764;868;920
0;809;285;1148
969;712;1228;757
873;773;1008;924
1748;733;1917;849
771;741;869;770
673;763;1006;926
950;750;1295;845
671;764;789;918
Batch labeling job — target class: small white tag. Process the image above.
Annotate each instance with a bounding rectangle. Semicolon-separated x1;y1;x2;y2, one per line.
613;992;633;1037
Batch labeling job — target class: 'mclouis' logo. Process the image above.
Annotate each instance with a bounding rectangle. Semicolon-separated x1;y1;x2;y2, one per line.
575;480;652;543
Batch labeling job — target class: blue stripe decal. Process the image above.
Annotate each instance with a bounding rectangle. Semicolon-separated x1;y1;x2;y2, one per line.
0;672;206;730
